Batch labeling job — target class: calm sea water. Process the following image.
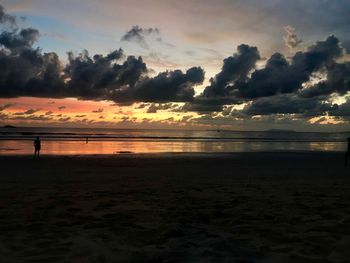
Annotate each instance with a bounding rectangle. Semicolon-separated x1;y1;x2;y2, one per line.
0;127;348;155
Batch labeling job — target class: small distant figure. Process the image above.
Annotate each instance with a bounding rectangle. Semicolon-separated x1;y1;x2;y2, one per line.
345;137;350;166
86;137;89;144
33;136;41;159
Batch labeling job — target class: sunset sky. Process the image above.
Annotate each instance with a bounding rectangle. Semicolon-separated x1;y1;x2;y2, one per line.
0;0;349;131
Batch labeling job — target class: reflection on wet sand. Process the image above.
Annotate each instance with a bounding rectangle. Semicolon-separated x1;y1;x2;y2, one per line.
0;140;346;155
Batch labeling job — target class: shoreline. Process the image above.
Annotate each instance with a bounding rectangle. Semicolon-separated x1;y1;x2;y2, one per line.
0;150;347;157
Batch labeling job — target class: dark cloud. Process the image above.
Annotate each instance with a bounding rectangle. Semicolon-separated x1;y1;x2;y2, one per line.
300;62;350;98
237;36;344;99
130;67;204;103
136;103;150;109
181;115;193;122
202;44;260;98
112;56;147;87
12;108;40;115
0;112;8;120
0;4;349;123
183;44;259;113
0;8;204;105
186;35;348;114
92;108;104;113
328;98;350;117
241;94;335;116
64;48;126;100
0;103;14;111
106;66;204;104
181;98;231;113
0;28;39;52
11;115;53;121
58;106;66;110
58;117;71;122
0;5;16;26
24;108;40;114
65;52;195;104
146;103;176;113
121;26;160;49
283;26;302;49
24;52;65;98
0;27;64;99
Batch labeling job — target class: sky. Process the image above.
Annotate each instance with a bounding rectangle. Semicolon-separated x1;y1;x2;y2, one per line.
0;0;349;131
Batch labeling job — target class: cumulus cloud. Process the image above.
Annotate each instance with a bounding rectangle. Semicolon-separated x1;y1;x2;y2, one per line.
64;48;126;100
0;25;65;99
237;36;343;99
63;50;204;104
283;25;302;49
202;44;260;98
185;35;348;116
121;26;160;49
183;44;259;113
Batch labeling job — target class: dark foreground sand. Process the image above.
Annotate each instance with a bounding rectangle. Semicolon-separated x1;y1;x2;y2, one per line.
0;152;350;262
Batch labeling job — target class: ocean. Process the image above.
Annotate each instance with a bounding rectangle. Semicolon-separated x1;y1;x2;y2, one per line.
0;127;349;155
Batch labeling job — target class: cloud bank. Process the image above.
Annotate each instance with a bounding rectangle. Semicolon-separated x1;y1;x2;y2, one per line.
0;4;349;126
186;35;349;120
0;6;204;105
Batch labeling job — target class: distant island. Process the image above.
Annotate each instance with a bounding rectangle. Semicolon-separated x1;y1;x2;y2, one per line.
2;125;17;129
265;129;296;133
208;129;297;133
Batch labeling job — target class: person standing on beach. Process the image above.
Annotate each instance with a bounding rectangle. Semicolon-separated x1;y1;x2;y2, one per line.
345;137;350;166
33;136;41;159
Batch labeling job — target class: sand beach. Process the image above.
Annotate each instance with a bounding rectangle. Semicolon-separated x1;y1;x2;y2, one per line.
0;152;349;262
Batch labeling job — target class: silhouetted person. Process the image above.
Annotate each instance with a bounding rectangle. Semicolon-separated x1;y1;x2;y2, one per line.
86;137;89;144
345;137;350;166
33;136;41;159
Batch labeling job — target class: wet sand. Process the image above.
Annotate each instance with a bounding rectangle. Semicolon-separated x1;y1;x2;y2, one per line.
0;152;349;262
